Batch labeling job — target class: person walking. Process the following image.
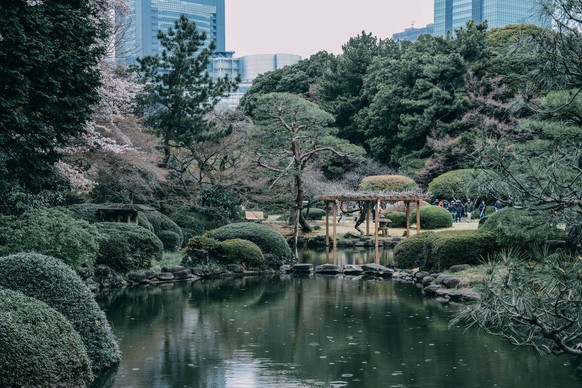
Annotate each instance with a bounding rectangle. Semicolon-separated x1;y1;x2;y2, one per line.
464;198;474;221
454;200;463;223
478;200;487;219
493;200;503;212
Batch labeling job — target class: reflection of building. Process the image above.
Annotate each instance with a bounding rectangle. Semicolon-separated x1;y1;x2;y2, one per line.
433;0;549;36
117;0;225;66
213;53;302;110
392;24;435;42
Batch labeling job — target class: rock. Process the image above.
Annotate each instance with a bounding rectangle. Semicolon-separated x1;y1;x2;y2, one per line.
88;283;100;292
157;272;174;281
128;272;149;284
414;271;430;281
292;263;313;273
161;265;188;274
315;264;340;274
93;265;123;288
423;284;448;297
449;264;471;273
443;277;461;289
279;265;292;273
264;254;284;270
355;241;367;247
226;264;244;273
422;276;435;287
182;248;208;267
362;263;394;278
172;269;192;280
343;264;363;275
145;269;158;279
77;266;93;280
447;289;481;302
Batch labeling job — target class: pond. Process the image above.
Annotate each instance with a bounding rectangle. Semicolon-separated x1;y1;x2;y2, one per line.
93;249;580;388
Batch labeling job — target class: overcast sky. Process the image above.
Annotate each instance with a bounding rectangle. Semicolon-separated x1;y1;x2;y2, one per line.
225;0;434;58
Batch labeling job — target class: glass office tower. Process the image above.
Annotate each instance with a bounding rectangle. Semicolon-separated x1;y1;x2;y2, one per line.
433;0;549;36
116;0;225;65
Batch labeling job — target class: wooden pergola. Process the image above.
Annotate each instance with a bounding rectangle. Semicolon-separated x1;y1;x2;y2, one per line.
317;193;429;258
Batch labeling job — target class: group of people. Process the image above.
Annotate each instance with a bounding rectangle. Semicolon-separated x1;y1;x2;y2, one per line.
433;198;503;222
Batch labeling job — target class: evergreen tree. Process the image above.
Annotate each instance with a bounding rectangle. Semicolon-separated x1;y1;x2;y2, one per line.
136;15;238;167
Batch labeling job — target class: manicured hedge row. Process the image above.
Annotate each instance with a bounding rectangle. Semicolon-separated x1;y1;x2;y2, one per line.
359;174;418;192
0;288;93;387
0;253;121;372
206;222;294;262
394;230;498;270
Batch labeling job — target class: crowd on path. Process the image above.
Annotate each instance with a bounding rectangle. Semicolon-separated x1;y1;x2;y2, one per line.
433;198;503;222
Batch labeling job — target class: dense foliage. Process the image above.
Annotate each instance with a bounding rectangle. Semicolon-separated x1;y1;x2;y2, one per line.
141;210;184;250
218;238;265;269
206;222;294;262
383;211;407;228
95;222;163;271
0;288;93;387
0;208;99;269
427;169;483;200
393;232;434;269
410;206;453;229
0;253;121;371
359;175;418;192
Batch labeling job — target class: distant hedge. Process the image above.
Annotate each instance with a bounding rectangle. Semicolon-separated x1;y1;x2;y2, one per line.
141;210;184;250
0;288;93;387
410;206;453;229
427;169;482;201
359;175;418;192
206;222;294;262
96;222;163;272
170;209;224;243
394;230;498;270
0;253;121;372
0;207;99;269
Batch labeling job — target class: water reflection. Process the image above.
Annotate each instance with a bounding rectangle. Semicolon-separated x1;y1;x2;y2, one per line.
94;252;580;388
299;247;394;267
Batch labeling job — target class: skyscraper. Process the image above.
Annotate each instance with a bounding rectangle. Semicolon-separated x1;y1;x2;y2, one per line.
116;0;225;65
433;0;549;37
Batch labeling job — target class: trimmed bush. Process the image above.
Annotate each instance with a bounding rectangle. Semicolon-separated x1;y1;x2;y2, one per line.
186;235;222;253
302;207;326;220
207;222;294;262
218;238;266;269
430;230;498;270
95;222;163;271
141;210;184;250
0;253;121;372
427;169;482;200
170;210;224;243
0;208;99;269
0;288;93;387
359;174;418;192
394;232;435;269
66;203;103;223
410;206;453;229
479;208;567;251
384;211;407;228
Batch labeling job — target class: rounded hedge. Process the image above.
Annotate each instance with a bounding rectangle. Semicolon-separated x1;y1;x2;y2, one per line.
394;232;434;269
359;175;418;192
0;253;121;372
141;210;184;250
0;208;99;269
427;169;482;201
410;206;453;229
479;208;567;251
219;238;266;269
430;230;498;270
384;211;407;228
95;222;163;272
206;222;294;262
0;288;93;387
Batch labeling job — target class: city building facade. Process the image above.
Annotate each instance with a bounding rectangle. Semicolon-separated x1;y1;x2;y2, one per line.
392;24;435;42
116;0;225;65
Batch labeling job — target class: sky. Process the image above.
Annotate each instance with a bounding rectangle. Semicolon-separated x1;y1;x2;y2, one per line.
225;0;434;58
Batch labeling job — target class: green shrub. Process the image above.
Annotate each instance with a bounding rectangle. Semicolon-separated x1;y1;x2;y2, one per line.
359;174;418;192
0;288;93;387
137;212;155;232
186;235;222;253
95;222;163;272
0;208;99;269
170;210;224;243
66;203;103;223
427;169;483;200
302;207;326;220
410;206;453;229
430;230;498;270
0;253;121;372
141;210;184;250
207;222;294;262
479;208;567;251
394;232;435;269
384;211;407;228
218;238;266;269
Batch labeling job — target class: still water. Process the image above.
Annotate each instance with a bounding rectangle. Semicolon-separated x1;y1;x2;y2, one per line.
94;249;580;388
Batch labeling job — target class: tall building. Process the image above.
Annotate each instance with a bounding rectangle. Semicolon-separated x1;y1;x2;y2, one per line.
116;0;225;65
433;0;549;37
392;24;435;42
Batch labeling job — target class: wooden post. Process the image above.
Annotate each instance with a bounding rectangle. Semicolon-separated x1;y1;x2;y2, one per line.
374;198;380;263
416;200;421;235
325;201;330;248
332;200;337;251
405;201;411;238
366;202;371;236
